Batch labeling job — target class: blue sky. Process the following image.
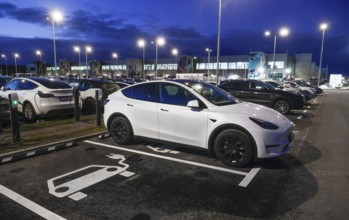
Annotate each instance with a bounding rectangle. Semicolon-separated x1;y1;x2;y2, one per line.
1;0;349;75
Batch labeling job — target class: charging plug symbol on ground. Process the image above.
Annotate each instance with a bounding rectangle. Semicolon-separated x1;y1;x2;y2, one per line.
47;154;134;201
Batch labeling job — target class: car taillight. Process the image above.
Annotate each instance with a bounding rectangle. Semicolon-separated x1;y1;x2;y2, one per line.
37;91;55;98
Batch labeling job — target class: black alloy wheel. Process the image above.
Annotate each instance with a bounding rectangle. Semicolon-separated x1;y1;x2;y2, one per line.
273;99;290;115
110;117;133;145
214;129;253;167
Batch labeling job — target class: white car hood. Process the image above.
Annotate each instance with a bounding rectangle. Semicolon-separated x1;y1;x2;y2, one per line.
210;101;292;126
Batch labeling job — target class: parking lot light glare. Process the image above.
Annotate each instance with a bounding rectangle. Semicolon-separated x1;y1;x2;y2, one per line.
156;37;165;46
279;28;290;37
320;23;328;30
51;10;63;22
265;31;271;36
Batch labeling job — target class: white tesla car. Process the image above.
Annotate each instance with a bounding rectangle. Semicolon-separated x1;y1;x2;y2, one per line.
104;80;295;167
0;77;74;122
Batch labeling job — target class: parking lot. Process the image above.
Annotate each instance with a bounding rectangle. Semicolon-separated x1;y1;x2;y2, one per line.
1;90;349;219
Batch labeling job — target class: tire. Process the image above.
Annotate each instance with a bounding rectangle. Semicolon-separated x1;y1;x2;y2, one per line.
273;99;290;115
23;102;37;122
82;98;96;115
110;117;133;145
214;129;254;167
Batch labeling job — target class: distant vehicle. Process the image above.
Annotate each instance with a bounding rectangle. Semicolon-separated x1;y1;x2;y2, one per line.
283;81;317;96
219;79;305;114
0;76;11;88
104;79;295;167
69;79;121;114
295;80;323;94
0;77;74;122
263;80;313;102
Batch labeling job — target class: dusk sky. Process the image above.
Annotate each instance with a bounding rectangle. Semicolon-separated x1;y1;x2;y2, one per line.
0;0;348;75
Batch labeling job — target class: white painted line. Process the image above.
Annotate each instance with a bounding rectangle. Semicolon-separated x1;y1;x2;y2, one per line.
66;142;73;147
85;140;259;187
2;157;12;163
303;110;308;113
119;171;135;177
169;150;180;154
68;192;87;201
239;168;261;187
307;106;311;109
48;147;56;151
26;151;36;157
297;116;302;120
0;184;66;220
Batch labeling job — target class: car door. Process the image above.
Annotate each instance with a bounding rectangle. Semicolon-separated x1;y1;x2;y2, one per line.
244;81;273;106
157;82;208;148
122;82;159;139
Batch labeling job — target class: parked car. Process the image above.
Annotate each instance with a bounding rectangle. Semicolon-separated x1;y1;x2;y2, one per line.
218;79;305;114
0;76;11;88
263;80;313;102
283;81;317;97
69;79;121;114
295;80;323;95
0;77;74;122
104;79;295;167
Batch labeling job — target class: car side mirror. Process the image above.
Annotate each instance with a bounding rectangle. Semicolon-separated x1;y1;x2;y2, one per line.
187;100;200;108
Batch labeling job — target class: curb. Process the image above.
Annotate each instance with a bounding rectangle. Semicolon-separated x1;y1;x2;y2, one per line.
0;132;108;165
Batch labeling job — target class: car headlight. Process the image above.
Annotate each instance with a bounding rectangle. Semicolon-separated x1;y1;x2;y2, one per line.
249;117;279;130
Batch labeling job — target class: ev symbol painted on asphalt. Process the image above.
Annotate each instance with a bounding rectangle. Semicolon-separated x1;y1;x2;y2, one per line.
47;154;134;201
146;145;180;154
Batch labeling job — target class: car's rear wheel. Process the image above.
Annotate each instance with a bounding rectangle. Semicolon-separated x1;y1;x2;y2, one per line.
110;117;133;145
23;102;37;122
214;129;254;167
273;99;290;114
82;98;96;115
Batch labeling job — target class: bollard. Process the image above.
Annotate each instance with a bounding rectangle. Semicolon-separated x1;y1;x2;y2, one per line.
73;88;80;121
95;90;102;127
8;93;20;143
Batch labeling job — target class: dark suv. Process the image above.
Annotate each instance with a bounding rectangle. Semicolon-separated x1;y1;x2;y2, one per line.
219;79;304;114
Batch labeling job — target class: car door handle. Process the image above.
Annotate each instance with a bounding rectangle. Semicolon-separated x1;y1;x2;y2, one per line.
161;108;169;112
127;104;134;107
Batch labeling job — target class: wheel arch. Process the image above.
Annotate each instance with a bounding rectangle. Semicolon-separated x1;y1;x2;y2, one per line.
208;123;257;159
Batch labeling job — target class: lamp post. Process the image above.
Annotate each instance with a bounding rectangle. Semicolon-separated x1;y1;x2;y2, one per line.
14;53;19;75
216;0;222;85
1;54;8;75
206;48;212;81
317;23;328;86
74;46;81;78
265;27;290;77
36;50;43;76
112;53;117;77
85;46;92;78
49;10;63;76
137;39;146;80
172;48;178;73
155;37;165;80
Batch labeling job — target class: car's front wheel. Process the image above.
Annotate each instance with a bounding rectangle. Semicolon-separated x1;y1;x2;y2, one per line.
23;102;37;122
214;129;254;167
273;99;290;114
110;117;133;145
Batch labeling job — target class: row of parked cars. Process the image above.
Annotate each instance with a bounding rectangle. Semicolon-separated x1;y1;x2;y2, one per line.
0;77;135;123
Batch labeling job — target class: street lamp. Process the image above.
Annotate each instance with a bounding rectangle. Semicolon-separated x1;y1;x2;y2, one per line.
36;50;43;76
112;53;118;78
14;53;19;75
318;23;328;86
74;46;81;78
206;48;212;81
85;46;92;78
1;54;8;75
49;10;63;76
137;39;146;80
172;48;178;72
155;37;165;79
216;0;222;85
265;27;290;76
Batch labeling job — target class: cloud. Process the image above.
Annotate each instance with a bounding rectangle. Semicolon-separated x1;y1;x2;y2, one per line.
0;3;48;25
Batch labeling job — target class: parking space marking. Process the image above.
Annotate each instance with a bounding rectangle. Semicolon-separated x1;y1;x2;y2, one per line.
303;110;308;113
0;184;66;220
85;140;261;187
297;115;303;120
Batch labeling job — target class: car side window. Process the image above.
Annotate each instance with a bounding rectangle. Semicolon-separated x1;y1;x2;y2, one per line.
5;80;20;90
220;82;231;89
19;80;38;90
122;83;158;102
160;83;196;106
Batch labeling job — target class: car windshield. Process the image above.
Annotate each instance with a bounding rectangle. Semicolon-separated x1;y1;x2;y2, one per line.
180;81;240;106
30;77;71;89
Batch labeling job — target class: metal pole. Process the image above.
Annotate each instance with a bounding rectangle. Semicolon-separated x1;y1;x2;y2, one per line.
85;50;88;78
40;54;43;76
52;20;58;75
216;0;222;86
272;34;277;77
155;43;158;80
142;46;145;80
207;50;211;81
317;28;326;86
78;51;81;79
14;56;17;74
